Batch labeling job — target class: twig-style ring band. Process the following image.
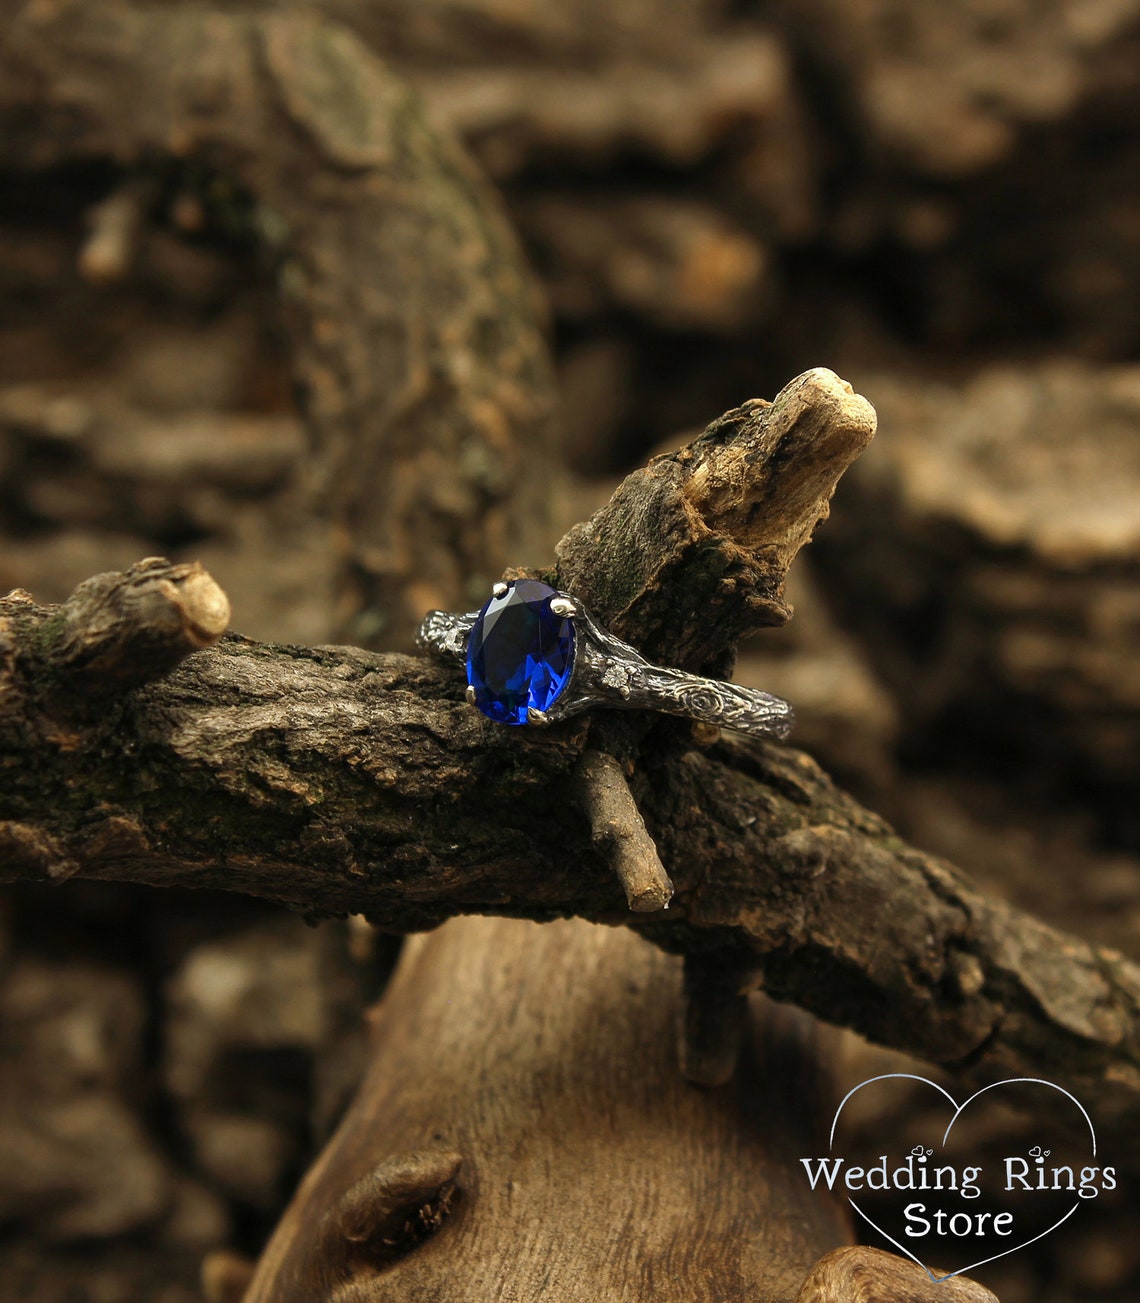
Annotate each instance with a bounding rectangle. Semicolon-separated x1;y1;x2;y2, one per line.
417;580;794;740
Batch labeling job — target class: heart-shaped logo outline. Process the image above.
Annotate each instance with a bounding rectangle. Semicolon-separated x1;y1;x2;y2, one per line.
829;1073;1097;1282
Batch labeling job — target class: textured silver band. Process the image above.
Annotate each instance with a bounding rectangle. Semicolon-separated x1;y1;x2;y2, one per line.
417;593;794;740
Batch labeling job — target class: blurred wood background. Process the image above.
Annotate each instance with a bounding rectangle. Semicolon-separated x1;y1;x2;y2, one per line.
1;1;1139;1299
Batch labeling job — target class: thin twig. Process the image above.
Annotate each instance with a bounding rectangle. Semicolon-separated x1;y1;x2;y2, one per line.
574;749;673;912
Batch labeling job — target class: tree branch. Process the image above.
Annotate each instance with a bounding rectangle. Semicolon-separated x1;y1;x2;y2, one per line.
3;369;1139;1154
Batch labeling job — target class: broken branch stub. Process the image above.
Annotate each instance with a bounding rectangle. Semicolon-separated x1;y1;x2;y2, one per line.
53;558;230;693
552;368;876;673
2;558;228;709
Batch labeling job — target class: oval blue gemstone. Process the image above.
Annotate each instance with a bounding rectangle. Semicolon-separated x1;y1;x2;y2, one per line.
466;580;575;725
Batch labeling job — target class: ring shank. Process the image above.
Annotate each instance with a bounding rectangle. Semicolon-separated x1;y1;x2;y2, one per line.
616;662;794;738
416;602;793;740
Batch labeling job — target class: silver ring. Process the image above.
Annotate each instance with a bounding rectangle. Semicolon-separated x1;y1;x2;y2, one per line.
417;580;793;740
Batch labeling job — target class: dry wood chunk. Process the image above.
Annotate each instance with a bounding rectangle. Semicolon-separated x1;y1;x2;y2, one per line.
0;958;174;1240
817;362;1140;788
245;917;849;1303
794;1245;999;1301
164;921;326;1209
777;0;1140;175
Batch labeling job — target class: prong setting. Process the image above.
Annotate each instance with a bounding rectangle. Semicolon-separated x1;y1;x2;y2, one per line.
527;707;551;726
492;581;509;598
549;596;578;618
465;684;477;707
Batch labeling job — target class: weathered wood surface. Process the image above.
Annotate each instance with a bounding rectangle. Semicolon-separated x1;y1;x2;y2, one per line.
243;914;850;1303
3;369;1140;1154
794;1245;998;1303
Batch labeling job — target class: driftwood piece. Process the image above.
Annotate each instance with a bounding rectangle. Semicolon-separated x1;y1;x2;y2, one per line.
244;915;850;1302
3;369;1140;1153
0;0;558;644
794;1245;998;1303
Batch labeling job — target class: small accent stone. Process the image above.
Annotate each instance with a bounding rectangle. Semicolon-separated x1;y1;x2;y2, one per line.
466;580;575;725
601;665;629;690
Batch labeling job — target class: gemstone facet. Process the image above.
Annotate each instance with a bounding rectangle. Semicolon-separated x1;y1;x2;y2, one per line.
466;580;575;725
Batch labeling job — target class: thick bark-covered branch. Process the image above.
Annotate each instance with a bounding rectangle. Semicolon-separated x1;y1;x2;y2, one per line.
552;371;875;672
3;370;1140;1153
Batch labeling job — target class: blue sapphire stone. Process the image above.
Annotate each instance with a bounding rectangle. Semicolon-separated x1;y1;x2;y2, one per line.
466;580;575;725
